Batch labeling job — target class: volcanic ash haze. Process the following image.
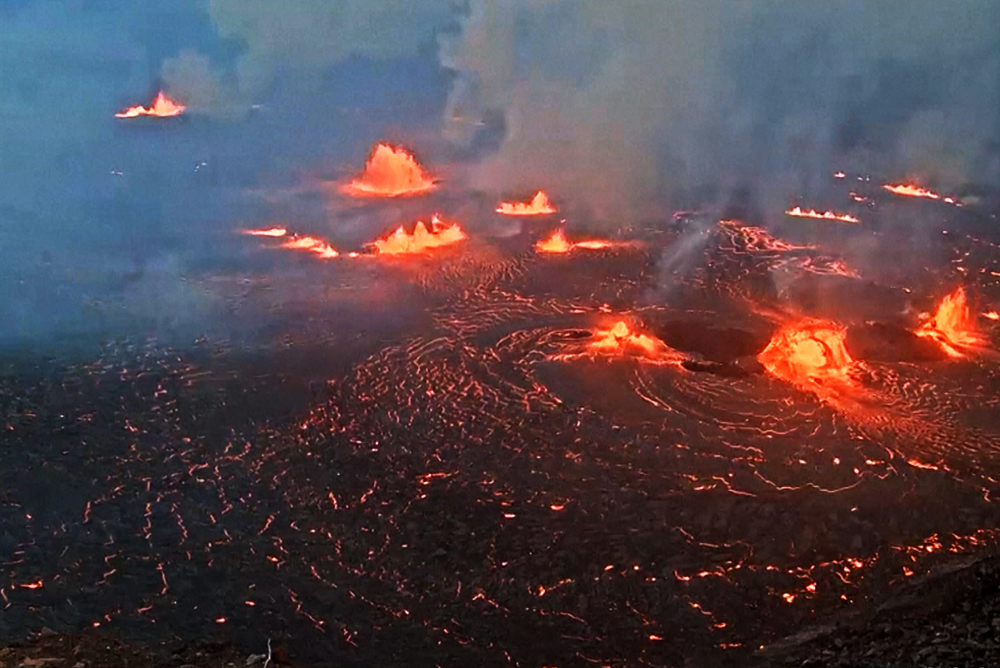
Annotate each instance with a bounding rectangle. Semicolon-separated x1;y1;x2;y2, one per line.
440;0;1000;224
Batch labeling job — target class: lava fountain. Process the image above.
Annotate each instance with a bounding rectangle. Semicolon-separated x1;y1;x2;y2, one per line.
916;288;984;358
115;92;186;119
372;216;466;256
536;230;613;254
497;191;557;216
341;144;436;198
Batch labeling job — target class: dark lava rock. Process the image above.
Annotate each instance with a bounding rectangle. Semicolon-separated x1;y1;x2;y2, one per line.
655;320;772;362
846;322;947;363
681;359;751;377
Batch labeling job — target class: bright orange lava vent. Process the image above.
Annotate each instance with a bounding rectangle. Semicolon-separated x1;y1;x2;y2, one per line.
536;230;612;254
281;236;339;259
588;321;665;358
916;287;984;358
883;183;959;205
342;144;436;198
497;191;557;216
785;207;860;224
115;92;186;119
758;323;857;406
373;216;466;256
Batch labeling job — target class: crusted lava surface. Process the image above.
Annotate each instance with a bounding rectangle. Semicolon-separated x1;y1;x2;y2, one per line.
3;202;1000;667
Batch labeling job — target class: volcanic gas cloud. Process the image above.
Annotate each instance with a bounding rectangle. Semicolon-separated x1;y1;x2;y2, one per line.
115;92;186;119
342;144;436;198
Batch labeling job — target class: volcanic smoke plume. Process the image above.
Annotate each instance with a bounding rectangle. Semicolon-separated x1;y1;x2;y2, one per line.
440;1;1000;222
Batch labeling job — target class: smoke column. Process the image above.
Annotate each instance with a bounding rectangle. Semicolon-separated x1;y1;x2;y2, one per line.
441;0;1000;223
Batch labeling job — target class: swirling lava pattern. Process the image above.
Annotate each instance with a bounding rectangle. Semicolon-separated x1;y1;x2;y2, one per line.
3;217;1000;667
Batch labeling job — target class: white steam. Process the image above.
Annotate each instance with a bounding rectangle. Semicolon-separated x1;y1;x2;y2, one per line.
441;0;1000;223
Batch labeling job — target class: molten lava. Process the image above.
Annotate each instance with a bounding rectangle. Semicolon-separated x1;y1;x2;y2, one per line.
589;321;664;358
536;230;613;254
916;288;984;357
242;227;288;238
115;92;186;119
785;207;860;224
883;183;959;205
342;144;436;198
497;191;557;216
373;216;466;256
281;236;339;259
720;220;815;252
758;323;857;405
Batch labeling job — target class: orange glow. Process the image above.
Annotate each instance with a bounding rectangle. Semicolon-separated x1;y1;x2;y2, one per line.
758;323;856;405
916;287;984;357
983;311;1000;321
497;191;557;216
882;183;959;205
282;236;339;259
833;172;846;179
241;227;288;238
535;229;613;254
19;581;43;589
115;91;186;119
536;230;573;253
785;207;860;224
588;321;665;358
342;144;436;198
373;215;466;256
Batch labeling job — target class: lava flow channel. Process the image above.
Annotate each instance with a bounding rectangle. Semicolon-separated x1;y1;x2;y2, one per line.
916;287;985;358
497;191;557;216
536;229;613;254
785;207;860;224
115;91;186;118
341;143;436;198
372;216;466;256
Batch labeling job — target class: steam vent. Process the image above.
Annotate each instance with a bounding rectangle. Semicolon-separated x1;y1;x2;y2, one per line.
3;3;1000;667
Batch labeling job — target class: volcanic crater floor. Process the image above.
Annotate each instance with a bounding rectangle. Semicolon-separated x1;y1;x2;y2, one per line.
3;215;1000;667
